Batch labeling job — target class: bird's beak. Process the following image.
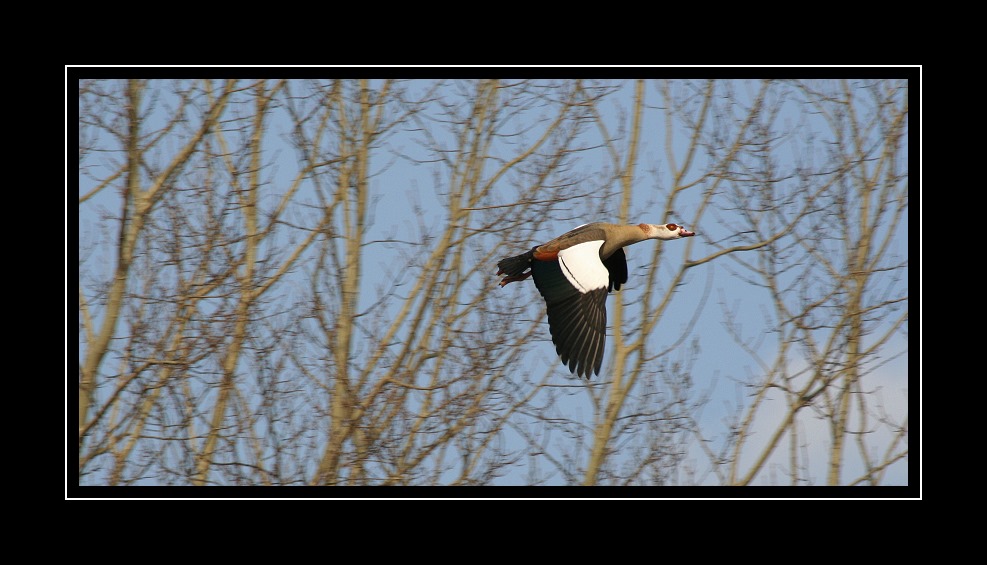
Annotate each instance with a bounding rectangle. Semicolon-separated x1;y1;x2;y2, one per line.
680;229;695;237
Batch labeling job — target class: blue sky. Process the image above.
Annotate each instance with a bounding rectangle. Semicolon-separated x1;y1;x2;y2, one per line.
76;75;912;488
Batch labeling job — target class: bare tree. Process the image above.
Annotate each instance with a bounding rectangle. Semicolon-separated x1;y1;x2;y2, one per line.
79;79;600;485
709;79;910;485
77;77;908;487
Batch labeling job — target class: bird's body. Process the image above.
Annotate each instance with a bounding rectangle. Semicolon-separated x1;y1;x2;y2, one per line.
497;222;695;378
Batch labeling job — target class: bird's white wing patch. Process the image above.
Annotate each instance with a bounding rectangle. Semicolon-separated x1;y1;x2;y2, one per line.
557;240;608;294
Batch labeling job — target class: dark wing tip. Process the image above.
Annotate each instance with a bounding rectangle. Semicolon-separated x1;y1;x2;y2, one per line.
546;288;608;379
531;259;609;379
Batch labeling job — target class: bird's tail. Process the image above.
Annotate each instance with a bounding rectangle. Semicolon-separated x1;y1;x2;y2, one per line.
497;250;534;276
497;249;535;286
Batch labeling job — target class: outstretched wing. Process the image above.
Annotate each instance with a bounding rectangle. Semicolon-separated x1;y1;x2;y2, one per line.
532;240;609;378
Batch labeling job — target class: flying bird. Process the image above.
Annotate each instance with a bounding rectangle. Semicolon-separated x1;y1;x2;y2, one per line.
497;222;695;378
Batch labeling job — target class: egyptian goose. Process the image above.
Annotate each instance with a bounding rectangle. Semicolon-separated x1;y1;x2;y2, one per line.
497;222;695;378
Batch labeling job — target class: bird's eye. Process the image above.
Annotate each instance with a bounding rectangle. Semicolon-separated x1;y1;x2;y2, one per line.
666;223;679;231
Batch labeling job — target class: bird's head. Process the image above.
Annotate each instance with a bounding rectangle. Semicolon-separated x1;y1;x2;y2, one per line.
642;223;696;240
